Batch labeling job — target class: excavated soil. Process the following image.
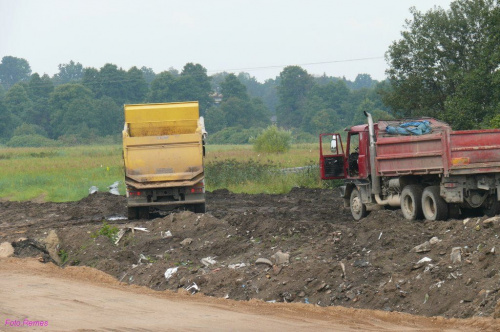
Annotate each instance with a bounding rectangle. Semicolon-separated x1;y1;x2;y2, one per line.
1;189;500;320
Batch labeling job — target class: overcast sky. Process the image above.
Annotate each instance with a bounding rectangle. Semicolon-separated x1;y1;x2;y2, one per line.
0;0;453;82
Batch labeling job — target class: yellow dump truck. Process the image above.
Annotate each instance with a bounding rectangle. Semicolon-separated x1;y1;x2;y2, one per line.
123;102;206;219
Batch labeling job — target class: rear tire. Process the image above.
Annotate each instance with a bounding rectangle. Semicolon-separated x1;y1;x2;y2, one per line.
350;188;368;221
127;207;138;220
448;204;461;219
422;186;448;221
483;197;500;217
193;203;206;214
138;207;150;219
400;185;424;220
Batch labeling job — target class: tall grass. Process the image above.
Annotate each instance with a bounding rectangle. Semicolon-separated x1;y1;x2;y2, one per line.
205;158;327;194
206;143;318;167
0;145;124;202
0;142;334;201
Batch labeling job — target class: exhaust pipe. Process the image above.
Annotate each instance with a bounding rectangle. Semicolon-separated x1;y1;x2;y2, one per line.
364;111;381;195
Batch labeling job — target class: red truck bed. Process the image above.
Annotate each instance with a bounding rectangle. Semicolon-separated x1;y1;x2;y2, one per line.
450;129;500;175
374;119;500;177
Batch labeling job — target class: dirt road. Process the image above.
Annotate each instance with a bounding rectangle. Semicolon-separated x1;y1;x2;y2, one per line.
1;258;497;331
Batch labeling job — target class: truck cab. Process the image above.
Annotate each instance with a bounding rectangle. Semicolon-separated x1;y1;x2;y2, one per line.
320;125;371;181
320;125;375;220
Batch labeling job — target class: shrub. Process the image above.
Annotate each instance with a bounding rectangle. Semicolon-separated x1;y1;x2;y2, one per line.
92;221;120;243
253;125;291;153
6;134;61;147
13;123;48;137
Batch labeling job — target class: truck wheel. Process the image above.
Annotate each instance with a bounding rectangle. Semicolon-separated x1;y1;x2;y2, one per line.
400;185;423;220
127;207;138;220
138;207;150;219
193;203;206;214
422;186;448;221
483;198;500;217
350;189;368;220
448;204;461;219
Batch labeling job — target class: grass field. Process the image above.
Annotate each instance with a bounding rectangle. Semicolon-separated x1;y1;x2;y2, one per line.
206;143;318;166
0;146;124;202
0;143;331;202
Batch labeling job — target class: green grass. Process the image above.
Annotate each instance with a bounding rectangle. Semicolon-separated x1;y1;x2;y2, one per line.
206;143;318;167
0;145;125;201
0;143;331;202
205;158;323;194
205;143;329;194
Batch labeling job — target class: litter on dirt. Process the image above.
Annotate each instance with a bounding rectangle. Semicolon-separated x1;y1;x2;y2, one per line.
164;267;178;280
2;188;500;319
108;181;120;195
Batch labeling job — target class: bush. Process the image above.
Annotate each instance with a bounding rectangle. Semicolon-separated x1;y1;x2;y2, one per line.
92;221;120;243
253;125;291;153
6;134;61;147
13;123;48;137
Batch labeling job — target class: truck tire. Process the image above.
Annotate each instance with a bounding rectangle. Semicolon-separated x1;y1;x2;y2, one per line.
482;197;500;217
448;204;461;219
193;203;206;214
138;207;150;219
422;186;448;221
127;207;138;220
400;185;424;220
350;188;368;220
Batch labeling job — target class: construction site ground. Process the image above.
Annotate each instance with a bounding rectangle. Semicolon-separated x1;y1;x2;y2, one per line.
1;188;500;331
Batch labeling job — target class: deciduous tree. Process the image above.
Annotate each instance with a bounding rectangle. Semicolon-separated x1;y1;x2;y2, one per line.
0;99;13;139
126;66;148;103
53;61;83;85
140;66;156;85
220;74;248;101
0;56;31;89
49;84;98;138
4;84;33;125
276;66;313;128
384;0;500;129
180;63;212;112
146;71;177;103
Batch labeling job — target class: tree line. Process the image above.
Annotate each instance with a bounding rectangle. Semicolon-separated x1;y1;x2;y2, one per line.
0;56;387;146
0;0;498;146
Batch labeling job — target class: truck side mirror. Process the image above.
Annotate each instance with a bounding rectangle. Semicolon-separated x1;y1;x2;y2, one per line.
330;136;337;153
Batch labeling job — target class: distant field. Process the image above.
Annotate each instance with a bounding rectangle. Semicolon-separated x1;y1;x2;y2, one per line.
0;145;124;202
206;143;318;166
0;143;329;202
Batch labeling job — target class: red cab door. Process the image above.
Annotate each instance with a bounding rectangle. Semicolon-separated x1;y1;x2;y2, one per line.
319;133;345;180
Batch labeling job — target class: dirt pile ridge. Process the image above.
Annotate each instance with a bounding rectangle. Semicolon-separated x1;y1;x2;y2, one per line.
1;188;500;319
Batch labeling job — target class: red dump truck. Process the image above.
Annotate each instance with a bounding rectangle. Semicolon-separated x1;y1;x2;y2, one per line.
320;112;500;221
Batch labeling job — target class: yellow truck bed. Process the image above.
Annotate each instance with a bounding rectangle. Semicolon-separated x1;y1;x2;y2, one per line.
123;102;204;188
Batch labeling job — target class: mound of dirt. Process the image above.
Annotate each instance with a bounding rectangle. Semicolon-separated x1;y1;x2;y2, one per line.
2;188;500;319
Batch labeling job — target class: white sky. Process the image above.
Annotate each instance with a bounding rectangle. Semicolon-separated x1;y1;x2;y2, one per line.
0;0;453;82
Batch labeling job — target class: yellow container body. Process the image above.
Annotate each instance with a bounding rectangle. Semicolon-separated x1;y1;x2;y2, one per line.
123;102;204;187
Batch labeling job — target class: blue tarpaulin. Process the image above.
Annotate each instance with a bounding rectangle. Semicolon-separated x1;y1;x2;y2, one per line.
386;120;432;135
